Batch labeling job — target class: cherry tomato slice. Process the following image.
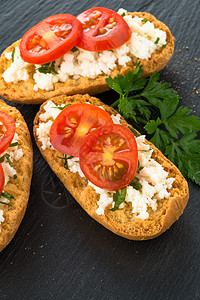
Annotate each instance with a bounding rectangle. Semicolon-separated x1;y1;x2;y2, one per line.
79;124;138;191
0;110;16;155
50;103;113;157
0;163;4;195
20;14;83;64
76;7;132;51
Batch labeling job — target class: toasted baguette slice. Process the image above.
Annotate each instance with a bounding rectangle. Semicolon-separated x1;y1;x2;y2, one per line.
0;12;174;104
33;94;188;240
0;100;33;251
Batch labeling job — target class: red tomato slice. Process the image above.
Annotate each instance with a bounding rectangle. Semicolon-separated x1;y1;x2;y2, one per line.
76;7;132;51
79;124;138;191
50;103;113;157
0;163;4;195
20;14;83;64
0;110;16;155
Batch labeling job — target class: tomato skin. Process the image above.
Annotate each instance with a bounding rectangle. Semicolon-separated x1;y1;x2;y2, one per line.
0;110;16;155
50;103;113;157
79;124;138;191
20;14;83;64
77;7;132;51
0;163;4;195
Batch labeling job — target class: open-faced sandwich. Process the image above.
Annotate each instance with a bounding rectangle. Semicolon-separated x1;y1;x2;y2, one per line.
0;7;174;104
33;94;189;240
0;100;33;251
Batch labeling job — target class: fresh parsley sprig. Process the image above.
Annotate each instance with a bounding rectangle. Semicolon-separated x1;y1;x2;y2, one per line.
111;187;127;211
106;63;200;185
31;61;58;75
57;155;75;170
0;153;13;167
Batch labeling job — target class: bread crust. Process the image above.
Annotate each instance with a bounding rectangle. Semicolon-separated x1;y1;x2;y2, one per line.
0;100;33;251
0;12;174;104
33;94;189;240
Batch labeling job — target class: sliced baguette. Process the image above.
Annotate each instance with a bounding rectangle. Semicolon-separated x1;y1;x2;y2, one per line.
33;94;189;240
0;12;174;104
0;100;33;251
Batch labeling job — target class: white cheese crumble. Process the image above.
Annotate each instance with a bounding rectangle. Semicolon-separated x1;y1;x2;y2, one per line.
0;127;24;232
3;9;167;90
36;101;174;220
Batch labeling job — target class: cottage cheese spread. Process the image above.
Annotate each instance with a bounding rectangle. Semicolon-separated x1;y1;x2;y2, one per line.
0;124;24;232
3;9;167;91
36;101;174;219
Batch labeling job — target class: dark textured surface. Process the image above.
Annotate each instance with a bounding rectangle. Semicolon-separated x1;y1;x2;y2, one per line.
0;0;199;299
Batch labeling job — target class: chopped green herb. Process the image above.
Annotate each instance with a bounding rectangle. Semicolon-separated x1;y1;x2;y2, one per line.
11;47;15;62
154;37;160;44
71;46;79;52
109;49;114;52
137;160;144;173
13;174;17;179
142;18;148;23
0;153;12;167
121;12;126;17
110;187;127;211
106;62;200;185
0;201;11;206
162;44;167;48
9;142;19;147
138;148;152;152
1;192;14;201
31;61;58;75
52;104;71;110
129;177;142;190
57;155;74;170
128;126;141;137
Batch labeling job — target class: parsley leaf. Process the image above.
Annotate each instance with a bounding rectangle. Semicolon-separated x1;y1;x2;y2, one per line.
111;187;127;211
53;104;71;110
11;47;15;62
35;61;58;75
9;142;19;147
57;155;74;170
106;63;200;185
0;153;13;167
129;177;142;190
154;37;160;44
142;18;148;23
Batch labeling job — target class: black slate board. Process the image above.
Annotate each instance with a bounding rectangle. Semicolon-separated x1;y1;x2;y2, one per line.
0;0;199;299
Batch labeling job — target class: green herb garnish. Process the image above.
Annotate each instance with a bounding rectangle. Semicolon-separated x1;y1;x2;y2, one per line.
11;47;15;62
1;192;14;201
137;160;144;173
53;104;71;111
162;44;167;48
128;126;141;137
0;201;11;206
106;62;200;185
142;18;148;23
154;37;160;44
111;187;127;211
57;155;74;170
109;49;114;52
9;142;19;147
0;153;12;167
34;61;58;75
13;174;17;179
138;149;152;152
71;46;79;53
129;177;142;190
121;12;126;17
0;192;14;206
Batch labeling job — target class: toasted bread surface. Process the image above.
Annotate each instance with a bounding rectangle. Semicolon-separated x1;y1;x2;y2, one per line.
0;12;174;104
33;94;189;240
0;100;33;251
